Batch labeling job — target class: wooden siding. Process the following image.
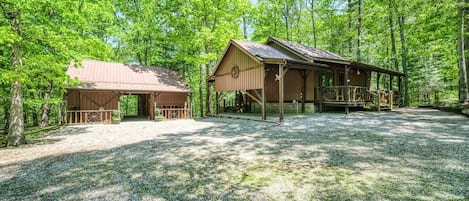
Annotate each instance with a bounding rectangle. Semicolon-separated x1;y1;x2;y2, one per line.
79;92;119;110
215;45;263;91
156;92;187;106
67;90;80;109
265;68;316;102
331;66;367;87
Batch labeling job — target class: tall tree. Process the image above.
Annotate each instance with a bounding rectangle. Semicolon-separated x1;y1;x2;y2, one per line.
308;0;317;48
357;0;362;61
388;0;398;71
1;2;25;145
397;7;409;106
458;0;469;102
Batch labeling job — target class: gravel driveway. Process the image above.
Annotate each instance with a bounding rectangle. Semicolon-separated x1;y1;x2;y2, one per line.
0;108;468;200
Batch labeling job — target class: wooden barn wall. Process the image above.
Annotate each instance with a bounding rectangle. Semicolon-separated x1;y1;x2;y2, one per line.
265;67;316;102
156;92;187;106
215;45;263;91
67;90;80;110
79;92;118;110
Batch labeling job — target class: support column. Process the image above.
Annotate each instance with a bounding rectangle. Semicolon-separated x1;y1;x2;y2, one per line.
319;72;323;113
377;73;381;112
302;70;306;113
389;75;393;110
262;65;267;120
344;65;350;114
279;64;284;122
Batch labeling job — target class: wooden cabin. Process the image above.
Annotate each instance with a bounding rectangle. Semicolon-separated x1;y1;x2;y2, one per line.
208;37;405;122
66;60;192;124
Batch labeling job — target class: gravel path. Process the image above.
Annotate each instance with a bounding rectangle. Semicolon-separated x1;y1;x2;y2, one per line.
0;108;467;200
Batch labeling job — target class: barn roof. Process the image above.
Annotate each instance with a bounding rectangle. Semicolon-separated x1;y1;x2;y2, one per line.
266;37;347;62
67;60;191;93
232;40;296;61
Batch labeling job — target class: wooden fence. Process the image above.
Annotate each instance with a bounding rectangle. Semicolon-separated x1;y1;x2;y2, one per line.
66;110;113;125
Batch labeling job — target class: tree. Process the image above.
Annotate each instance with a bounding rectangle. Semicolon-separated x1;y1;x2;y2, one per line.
458;0;468;102
1;2;25;145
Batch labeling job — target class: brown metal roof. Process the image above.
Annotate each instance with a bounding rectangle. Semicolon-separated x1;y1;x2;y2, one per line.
67;60;191;93
267;37;347;62
232;40;297;61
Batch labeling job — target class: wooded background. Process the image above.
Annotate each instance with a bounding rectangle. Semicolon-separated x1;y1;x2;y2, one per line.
0;0;468;145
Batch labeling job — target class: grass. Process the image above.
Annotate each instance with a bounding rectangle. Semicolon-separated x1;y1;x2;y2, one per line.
0;108;467;200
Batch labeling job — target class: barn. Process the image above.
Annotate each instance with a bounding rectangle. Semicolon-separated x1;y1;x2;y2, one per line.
209;37;405;121
66;60;192;124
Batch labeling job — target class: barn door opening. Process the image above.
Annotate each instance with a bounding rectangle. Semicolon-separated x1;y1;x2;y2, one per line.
120;94;149;119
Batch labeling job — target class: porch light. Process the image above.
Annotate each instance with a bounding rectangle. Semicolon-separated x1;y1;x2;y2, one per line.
357;69;360;75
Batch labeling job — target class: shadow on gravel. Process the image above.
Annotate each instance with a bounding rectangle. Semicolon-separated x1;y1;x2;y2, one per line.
0;109;467;200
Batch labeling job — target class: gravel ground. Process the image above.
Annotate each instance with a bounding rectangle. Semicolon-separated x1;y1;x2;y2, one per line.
0;108;468;200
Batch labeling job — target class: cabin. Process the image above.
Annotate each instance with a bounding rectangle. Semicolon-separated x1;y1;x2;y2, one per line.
208;37;405;121
66;60;192;124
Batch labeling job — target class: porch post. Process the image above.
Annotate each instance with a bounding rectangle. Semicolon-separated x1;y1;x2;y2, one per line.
377;73;381;112
344;65;350;114
389;75;393;110
319;71;323;113
279;64;284;122
262;65;267;120
302;70;306;113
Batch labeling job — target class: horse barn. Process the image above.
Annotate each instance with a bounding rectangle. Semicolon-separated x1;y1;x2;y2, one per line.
65;60;192;124
208;37;405;121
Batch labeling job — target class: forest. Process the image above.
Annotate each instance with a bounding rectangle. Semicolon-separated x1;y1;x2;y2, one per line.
0;0;468;145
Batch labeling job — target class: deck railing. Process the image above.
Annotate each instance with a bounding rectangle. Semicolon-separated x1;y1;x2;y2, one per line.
157;108;191;119
67;110;113;125
322;86;368;102
319;86;401;106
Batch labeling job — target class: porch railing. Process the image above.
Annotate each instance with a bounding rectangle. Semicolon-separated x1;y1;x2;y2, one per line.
157;108;191;120
66;110;113;125
322;86;368;102
319;86;401;106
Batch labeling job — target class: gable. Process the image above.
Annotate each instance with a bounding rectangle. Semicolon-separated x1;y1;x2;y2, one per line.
214;44;264;91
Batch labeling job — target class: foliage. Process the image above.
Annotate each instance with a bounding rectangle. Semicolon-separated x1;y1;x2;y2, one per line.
0;0;466;133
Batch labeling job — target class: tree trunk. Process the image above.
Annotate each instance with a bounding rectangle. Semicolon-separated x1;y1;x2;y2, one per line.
205;63;211;115
4;104;9;135
198;64;204;117
357;0;362;61
388;0;399;71
32;109;38;127
242;16;248;39
348;0;353;55
40;82;53;128
6;9;25;146
398;12;409;106
282;1;291;41
310;0;317;48
458;0;469;102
